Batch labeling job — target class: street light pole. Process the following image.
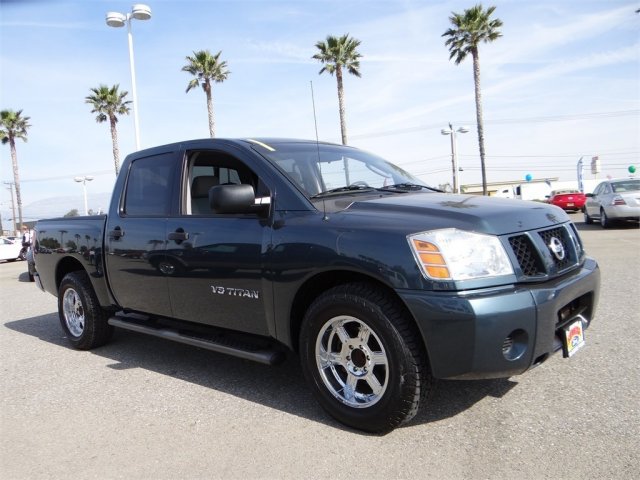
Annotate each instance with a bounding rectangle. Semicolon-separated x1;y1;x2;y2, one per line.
126;16;142;151
106;4;152;151
74;176;94;215
441;123;469;193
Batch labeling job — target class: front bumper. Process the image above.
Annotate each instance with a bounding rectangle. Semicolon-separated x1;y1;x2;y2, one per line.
398;257;600;380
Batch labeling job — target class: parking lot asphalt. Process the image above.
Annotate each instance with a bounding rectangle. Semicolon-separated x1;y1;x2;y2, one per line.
1;213;638;480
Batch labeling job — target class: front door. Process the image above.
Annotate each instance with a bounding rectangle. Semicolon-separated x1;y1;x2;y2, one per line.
165;148;272;336
165;216;270;335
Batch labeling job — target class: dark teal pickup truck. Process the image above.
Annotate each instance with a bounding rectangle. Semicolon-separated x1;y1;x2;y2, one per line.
34;139;600;433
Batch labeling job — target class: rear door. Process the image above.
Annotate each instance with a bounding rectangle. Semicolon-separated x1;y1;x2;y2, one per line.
164;147;273;336
105;151;180;316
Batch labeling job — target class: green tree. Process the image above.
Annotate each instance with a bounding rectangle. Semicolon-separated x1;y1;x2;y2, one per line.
0;109;31;229
182;50;230;138
64;209;79;217
85;84;131;175
443;4;503;195
312;34;362;145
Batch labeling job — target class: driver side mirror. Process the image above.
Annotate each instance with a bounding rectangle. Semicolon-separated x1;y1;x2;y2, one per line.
209;184;269;215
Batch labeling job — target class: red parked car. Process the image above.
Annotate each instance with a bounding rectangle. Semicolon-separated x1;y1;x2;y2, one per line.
547;189;586;212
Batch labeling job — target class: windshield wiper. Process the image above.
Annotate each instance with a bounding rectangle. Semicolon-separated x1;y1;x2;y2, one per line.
310;185;375;199
377;183;443;193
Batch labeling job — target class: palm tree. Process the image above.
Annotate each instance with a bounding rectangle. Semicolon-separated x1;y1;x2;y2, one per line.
85;84;131;175
443;4;503;196
0;109;31;230
182;50;230;138
313;34;362;145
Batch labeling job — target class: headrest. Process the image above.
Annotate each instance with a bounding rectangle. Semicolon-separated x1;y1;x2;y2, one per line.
192;176;219;197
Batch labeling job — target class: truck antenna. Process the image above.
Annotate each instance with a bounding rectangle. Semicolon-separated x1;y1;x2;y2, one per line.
310;80;329;220
310;81;322;160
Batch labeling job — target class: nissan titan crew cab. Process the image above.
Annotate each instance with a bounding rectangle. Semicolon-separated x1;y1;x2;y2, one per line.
33;139;600;433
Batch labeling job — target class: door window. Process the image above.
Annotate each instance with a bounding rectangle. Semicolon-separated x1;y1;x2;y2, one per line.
124;154;175;216
184;150;268;215
592;183;604;196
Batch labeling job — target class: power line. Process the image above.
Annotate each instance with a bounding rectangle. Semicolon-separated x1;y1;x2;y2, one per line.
351;109;640;140
16;170;114;183
459;151;639;159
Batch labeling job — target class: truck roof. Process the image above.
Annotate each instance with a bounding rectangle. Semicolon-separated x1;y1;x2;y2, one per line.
126;138;348;159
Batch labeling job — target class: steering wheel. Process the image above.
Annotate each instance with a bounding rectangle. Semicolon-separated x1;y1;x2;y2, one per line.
350;181;370;187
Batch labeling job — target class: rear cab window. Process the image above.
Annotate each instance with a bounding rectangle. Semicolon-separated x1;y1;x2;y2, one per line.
123;153;176;216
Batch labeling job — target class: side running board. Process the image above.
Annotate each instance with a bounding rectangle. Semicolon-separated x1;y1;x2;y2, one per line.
108;316;285;366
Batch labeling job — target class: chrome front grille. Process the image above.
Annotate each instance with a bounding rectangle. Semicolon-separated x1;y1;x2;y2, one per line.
506;223;582;279
537;226;573;271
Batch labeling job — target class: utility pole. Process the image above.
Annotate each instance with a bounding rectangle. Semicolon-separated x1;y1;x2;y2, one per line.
3;182;17;234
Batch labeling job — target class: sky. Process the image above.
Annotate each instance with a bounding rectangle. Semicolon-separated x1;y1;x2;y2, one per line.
0;0;639;224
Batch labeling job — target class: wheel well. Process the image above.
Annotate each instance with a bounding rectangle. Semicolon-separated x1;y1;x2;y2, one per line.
288;270;421;354
55;256;85;291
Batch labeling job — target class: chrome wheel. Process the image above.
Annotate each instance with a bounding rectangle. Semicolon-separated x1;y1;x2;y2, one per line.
62;288;85;337
315;315;389;408
158;261;176;275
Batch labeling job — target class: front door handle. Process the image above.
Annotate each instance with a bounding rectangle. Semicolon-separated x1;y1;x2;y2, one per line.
168;229;189;244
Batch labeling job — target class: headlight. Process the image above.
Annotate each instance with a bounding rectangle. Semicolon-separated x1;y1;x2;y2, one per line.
408;228;514;281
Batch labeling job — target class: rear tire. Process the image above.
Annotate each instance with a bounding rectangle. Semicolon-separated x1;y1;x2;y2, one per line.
28;261;36;282
58;271;113;350
299;283;432;433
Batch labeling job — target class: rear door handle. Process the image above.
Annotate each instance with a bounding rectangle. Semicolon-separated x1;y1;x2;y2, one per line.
109;227;124;239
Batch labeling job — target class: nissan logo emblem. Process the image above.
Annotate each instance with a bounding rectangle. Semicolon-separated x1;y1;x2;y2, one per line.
548;237;565;261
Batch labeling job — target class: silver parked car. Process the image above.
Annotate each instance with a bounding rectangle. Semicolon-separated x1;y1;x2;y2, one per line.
584;178;640;228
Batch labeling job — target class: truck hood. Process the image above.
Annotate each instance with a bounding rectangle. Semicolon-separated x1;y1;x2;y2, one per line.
340;192;569;235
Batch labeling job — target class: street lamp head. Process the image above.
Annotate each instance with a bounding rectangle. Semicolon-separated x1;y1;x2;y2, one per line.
457;126;470;134
74;176;94;183
106;11;126;27
441;128;453;136
131;4;152;20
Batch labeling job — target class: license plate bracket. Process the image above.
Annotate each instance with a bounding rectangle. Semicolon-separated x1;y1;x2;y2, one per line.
561;316;586;358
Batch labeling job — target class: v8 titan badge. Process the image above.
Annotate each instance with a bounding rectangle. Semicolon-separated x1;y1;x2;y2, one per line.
562;316;586;358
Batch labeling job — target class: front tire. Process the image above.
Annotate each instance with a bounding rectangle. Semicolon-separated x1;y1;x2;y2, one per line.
300;283;432;433
583;208;593;224
58;271;113;350
600;208;612;229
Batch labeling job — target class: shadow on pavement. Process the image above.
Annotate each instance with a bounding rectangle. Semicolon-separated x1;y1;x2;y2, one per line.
18;271;33;283
6;313;519;435
570;215;639;232
410;377;518;427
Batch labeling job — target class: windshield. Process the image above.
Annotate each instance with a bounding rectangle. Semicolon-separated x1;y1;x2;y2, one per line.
256;142;430;197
